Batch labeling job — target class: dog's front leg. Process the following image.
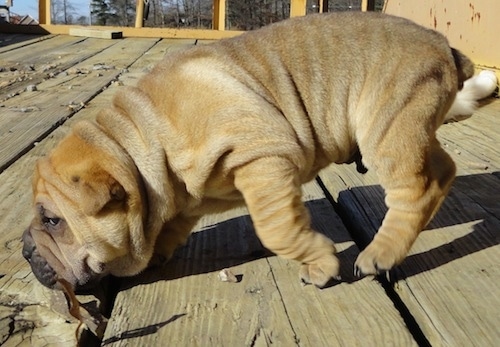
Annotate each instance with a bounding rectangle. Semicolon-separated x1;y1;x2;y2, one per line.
234;156;339;287
150;215;200;266
355;139;456;276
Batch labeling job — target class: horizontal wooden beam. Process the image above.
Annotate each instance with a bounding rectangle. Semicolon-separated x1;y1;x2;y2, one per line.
0;24;244;40
69;27;123;39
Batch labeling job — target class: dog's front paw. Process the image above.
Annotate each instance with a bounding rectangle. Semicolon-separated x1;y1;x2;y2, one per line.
299;254;340;288
354;241;403;277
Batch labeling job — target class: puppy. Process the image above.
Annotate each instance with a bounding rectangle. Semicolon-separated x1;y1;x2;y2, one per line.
22;12;496;290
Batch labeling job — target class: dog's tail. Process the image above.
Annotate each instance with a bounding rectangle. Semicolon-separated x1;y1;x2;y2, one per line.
444;49;498;122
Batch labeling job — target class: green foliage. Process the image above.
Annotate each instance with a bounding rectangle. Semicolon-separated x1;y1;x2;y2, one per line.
90;0;111;25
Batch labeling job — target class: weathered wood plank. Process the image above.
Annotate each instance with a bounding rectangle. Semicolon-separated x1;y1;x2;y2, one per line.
103;180;416;346
0;35;82;62
317;98;500;346
268;182;417;346
102;215;300;346
69;28;123;39
0;35;117;102
0;37;160;172
0;34;55;53
441;100;500;171
0;37;196;346
0;106;107;346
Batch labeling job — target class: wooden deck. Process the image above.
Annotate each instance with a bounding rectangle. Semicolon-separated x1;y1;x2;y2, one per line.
0;34;498;347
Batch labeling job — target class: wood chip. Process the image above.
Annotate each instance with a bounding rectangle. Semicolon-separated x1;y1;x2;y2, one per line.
218;268;238;283
466;161;489;170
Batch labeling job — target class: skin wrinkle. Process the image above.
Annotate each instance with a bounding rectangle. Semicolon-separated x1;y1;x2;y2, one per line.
23;12;490;289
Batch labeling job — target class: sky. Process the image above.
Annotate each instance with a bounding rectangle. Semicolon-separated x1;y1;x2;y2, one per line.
11;0;89;20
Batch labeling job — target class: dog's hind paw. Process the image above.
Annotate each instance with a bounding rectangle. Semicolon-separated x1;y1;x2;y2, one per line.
299;254;340;288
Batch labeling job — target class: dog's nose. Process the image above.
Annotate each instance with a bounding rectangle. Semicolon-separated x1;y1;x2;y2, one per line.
22;229;35;261
22;247;32;261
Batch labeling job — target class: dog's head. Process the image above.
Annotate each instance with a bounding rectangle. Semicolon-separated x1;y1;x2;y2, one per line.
22;123;151;291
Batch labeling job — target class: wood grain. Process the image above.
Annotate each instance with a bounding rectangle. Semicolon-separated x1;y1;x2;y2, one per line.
0;38;195;346
1;34;498;346
318;99;500;346
103;181;416;346
0;37;160;172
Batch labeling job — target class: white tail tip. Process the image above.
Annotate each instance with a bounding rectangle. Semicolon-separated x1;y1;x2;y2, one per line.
444;70;498;123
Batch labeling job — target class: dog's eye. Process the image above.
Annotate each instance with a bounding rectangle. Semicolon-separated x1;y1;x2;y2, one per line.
43;216;61;227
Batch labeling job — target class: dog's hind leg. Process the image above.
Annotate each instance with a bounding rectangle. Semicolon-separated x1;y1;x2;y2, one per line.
234;156;339;287
354;136;456;276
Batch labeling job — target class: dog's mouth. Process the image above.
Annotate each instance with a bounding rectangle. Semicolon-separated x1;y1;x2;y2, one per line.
22;228;103;291
22;236;59;288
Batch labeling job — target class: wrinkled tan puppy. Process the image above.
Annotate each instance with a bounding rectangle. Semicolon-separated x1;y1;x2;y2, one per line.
23;12;493;290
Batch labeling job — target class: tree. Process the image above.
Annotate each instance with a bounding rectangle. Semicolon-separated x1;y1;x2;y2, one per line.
51;0;78;24
108;0;136;26
76;15;90;25
228;0;289;30
91;0;111;25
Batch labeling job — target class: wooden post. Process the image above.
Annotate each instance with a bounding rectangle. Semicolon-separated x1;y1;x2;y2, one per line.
290;0;307;17
361;0;375;11
38;0;51;25
135;0;145;28
213;0;226;30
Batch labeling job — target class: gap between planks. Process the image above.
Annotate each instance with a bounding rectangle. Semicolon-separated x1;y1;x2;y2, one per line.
317;101;500;346
0;37;197;346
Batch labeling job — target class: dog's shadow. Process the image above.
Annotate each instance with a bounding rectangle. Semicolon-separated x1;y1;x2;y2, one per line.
118;197;360;290
117;171;499;290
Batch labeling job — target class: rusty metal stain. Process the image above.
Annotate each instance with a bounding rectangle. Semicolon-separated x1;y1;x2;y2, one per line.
469;2;481;23
384;0;500;70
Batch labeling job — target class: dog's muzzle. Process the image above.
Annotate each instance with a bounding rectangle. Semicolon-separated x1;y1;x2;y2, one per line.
22;228;58;289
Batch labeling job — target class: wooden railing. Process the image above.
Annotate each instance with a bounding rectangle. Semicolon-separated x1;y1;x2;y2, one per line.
33;0;376;39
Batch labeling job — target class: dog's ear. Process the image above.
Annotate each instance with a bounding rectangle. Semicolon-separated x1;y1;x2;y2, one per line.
48;132;129;216
74;172;127;215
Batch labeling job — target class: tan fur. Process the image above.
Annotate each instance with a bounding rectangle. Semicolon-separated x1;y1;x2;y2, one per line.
26;12;474;288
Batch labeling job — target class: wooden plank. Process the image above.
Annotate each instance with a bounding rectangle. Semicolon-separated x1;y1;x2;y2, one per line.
440;100;500;171
0;34;55;52
268;182;417;346
317;98;500;346
69;28;123;39
0;35;116;102
0;37;196;346
103;180;416;345
0;37;160;172
102;208;300;346
0;35;83;63
0;100;109;347
0;23;245;39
